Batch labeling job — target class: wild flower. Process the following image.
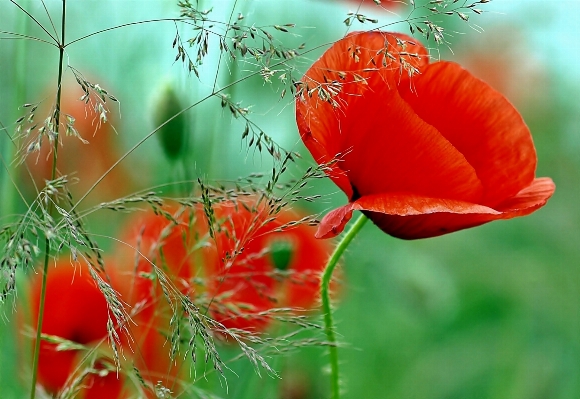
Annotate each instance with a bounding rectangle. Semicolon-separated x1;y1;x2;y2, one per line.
23;253;189;398
115;204;198;296
295;31;555;240
107;259;184;399
202;199;332;332
24;260;124;398
113;205;201;391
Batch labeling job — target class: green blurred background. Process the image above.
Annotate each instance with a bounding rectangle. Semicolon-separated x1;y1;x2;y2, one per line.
0;0;578;398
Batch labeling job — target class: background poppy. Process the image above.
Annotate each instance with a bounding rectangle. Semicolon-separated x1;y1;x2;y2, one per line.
26;260;124;398
112;205;200;396
202;199;332;332
23;80;133;205
115;205;198;296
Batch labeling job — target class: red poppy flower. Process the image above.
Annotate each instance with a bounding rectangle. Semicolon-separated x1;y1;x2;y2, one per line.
25;250;187;398
107;264;182;398
27;260;124;398
202;199;332;332
116;205;196;296
112;205;197;395
295;31;555;240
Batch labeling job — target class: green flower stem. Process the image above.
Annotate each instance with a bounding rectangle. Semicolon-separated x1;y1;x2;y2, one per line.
320;213;368;399
30;2;67;398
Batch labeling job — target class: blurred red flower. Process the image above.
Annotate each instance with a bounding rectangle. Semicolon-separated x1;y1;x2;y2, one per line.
24;81;133;204
25;240;189;398
27;260;124;398
111;205;199;395
295;31;555;240
202;199;332;332
116;205;197;296
108;263;183;399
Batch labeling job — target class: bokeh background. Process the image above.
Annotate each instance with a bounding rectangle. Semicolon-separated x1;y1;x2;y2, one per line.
0;0;578;398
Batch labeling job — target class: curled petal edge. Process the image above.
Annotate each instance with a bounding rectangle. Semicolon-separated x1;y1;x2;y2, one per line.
316;178;555;239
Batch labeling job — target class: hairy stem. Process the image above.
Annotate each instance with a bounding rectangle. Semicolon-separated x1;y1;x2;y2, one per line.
30;1;66;397
320;213;368;399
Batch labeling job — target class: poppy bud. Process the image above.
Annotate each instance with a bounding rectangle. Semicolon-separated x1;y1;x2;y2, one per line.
152;82;187;161
269;238;294;271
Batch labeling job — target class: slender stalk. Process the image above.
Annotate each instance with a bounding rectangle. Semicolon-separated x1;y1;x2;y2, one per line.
9;0;59;45
1;0;30;227
30;1;66;398
207;0;239;177
321;213;368;399
29;242;50;399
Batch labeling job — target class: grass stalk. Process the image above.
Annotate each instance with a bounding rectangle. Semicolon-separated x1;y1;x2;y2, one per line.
29;1;67;397
1;0;30;223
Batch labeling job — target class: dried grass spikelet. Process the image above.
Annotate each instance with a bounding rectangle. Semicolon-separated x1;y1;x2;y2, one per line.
23;76;134;204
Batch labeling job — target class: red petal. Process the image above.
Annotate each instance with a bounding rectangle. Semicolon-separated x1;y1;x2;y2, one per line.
398;62;537;207
30;262;111;394
36;344;76;394
352;193;500;239
316;203;356;239
32;263;110;343
338;81;484;203
83;367;125;399
317;177;554;240
296;31;430;199
494;177;555;215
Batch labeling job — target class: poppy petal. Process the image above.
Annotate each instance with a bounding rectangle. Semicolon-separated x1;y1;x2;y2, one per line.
339;80;484;203
316;203;356;239
316;195;499;239
493;177;555;215
29;262;112;395
352;193;501;239
297;31;430;199
297;32;485;204
398;61;537;207
357;179;554;239
317;177;554;239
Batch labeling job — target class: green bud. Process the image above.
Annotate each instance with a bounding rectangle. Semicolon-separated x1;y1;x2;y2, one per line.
269;239;294;271
152;83;186;160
